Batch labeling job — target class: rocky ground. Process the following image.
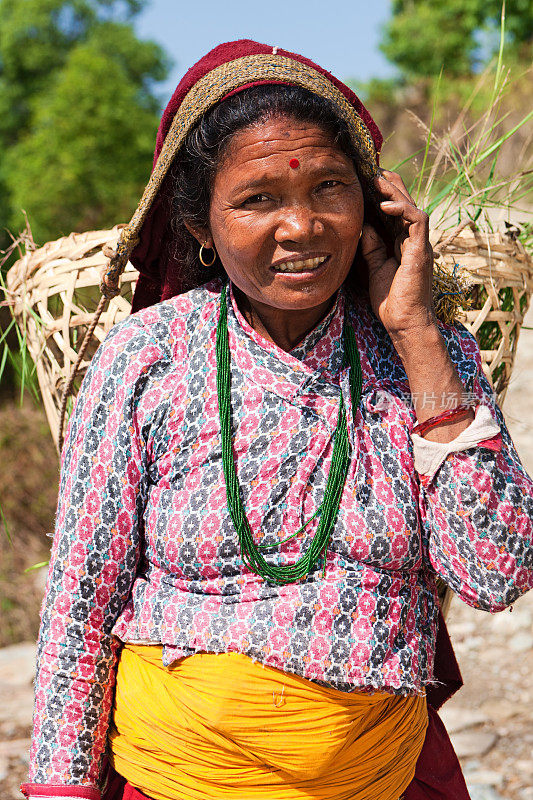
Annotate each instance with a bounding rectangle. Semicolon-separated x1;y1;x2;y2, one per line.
1;313;532;800
439;305;533;800
442;591;533;800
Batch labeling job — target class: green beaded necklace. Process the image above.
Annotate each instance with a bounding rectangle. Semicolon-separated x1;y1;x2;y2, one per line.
216;287;362;584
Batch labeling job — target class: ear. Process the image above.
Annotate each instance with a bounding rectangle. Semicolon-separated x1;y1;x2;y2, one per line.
183;220;213;249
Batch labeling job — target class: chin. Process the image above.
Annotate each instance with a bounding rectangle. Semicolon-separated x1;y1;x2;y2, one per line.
266;278;344;310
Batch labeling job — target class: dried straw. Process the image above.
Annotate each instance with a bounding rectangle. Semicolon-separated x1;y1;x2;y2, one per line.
5;226;137;449
430;223;533;403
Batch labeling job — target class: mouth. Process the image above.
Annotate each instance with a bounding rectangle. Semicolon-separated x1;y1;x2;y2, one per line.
271;255;329;274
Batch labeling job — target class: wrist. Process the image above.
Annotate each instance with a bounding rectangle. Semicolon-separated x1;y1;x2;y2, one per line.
388;320;441;362
388;322;476;441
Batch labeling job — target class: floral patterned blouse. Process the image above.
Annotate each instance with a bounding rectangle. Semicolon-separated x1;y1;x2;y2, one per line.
26;279;533;796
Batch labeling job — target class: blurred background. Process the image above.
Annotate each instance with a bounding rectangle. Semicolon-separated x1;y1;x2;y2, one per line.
0;1;531;798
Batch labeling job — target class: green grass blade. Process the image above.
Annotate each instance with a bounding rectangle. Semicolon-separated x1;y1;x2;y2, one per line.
0;500;12;544
473;110;533;168
0;318;16;348
391;147;426;172
0;344;9;385
473;154;499;221
19;318;27;404
415;68;442;204
24;560;50;573
425;109;532;216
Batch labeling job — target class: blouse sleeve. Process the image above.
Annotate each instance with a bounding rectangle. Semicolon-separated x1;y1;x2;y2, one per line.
418;323;533;612
23;316;167;798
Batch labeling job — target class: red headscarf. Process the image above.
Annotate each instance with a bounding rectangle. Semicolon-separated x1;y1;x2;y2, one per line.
130;39;383;312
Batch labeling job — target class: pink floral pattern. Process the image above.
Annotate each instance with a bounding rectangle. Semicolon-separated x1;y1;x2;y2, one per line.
27;279;533;794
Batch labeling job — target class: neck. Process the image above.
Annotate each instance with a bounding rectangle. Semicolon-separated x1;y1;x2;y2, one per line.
234;287;338;352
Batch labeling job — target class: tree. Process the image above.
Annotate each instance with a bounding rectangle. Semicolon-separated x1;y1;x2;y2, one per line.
0;0;169;245
380;0;533;78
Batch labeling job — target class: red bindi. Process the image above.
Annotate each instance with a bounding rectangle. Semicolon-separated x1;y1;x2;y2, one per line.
289;158;300;169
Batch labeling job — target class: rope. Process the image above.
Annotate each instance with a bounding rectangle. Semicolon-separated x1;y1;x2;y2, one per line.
58;294;108;452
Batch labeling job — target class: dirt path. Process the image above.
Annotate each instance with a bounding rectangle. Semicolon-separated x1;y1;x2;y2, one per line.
444;591;533;800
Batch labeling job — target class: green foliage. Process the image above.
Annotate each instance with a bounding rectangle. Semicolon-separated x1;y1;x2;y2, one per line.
381;0;532;77
0;0;147;137
408;45;533;231
0;0;169;246
4;26;165;240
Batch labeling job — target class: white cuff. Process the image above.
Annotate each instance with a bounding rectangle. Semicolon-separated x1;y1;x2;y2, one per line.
412;404;501;479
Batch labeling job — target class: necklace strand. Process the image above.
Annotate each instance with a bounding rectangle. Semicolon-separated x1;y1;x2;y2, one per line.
216;287;362;584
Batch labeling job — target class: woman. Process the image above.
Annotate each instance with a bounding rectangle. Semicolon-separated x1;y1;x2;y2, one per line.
22;40;533;800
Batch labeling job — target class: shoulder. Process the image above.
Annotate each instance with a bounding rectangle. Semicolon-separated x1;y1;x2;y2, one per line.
96;278;223;370
125;278;223;361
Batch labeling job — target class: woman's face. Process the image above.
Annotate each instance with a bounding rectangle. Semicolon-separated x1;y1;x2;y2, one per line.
192;115;364;318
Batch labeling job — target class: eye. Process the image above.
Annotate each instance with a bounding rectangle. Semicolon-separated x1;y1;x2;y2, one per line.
317;180;341;190
242;193;271;205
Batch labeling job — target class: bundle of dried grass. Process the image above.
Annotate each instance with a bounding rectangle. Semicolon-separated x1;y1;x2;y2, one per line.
431;223;533;403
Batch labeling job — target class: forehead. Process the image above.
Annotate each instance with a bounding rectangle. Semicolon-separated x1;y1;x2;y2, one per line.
219;115;352;171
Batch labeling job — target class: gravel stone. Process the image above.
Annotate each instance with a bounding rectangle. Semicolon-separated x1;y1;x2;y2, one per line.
451;731;499;759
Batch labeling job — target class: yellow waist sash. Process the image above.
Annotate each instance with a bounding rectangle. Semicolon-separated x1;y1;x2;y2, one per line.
109;644;427;800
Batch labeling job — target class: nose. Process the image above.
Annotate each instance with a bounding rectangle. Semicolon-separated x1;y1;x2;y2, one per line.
274;205;324;243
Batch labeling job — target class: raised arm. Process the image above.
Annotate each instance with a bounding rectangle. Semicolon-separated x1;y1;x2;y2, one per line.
361;168;533;611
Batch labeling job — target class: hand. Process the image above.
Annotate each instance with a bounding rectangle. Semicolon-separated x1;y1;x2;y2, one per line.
360;169;436;339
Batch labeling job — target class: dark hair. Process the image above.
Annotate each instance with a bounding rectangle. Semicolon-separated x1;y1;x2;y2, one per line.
171;84;391;291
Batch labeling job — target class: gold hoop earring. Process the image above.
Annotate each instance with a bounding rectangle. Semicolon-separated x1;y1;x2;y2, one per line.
199;242;216;267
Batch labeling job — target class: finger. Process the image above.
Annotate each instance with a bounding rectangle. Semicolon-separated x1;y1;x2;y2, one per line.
379;199;428;228
360;222;396;262
379;198;430;243
360;225;399;311
376;175;418;208
375;173;413;206
360;225;398;281
379;200;431;263
379;169;416;204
